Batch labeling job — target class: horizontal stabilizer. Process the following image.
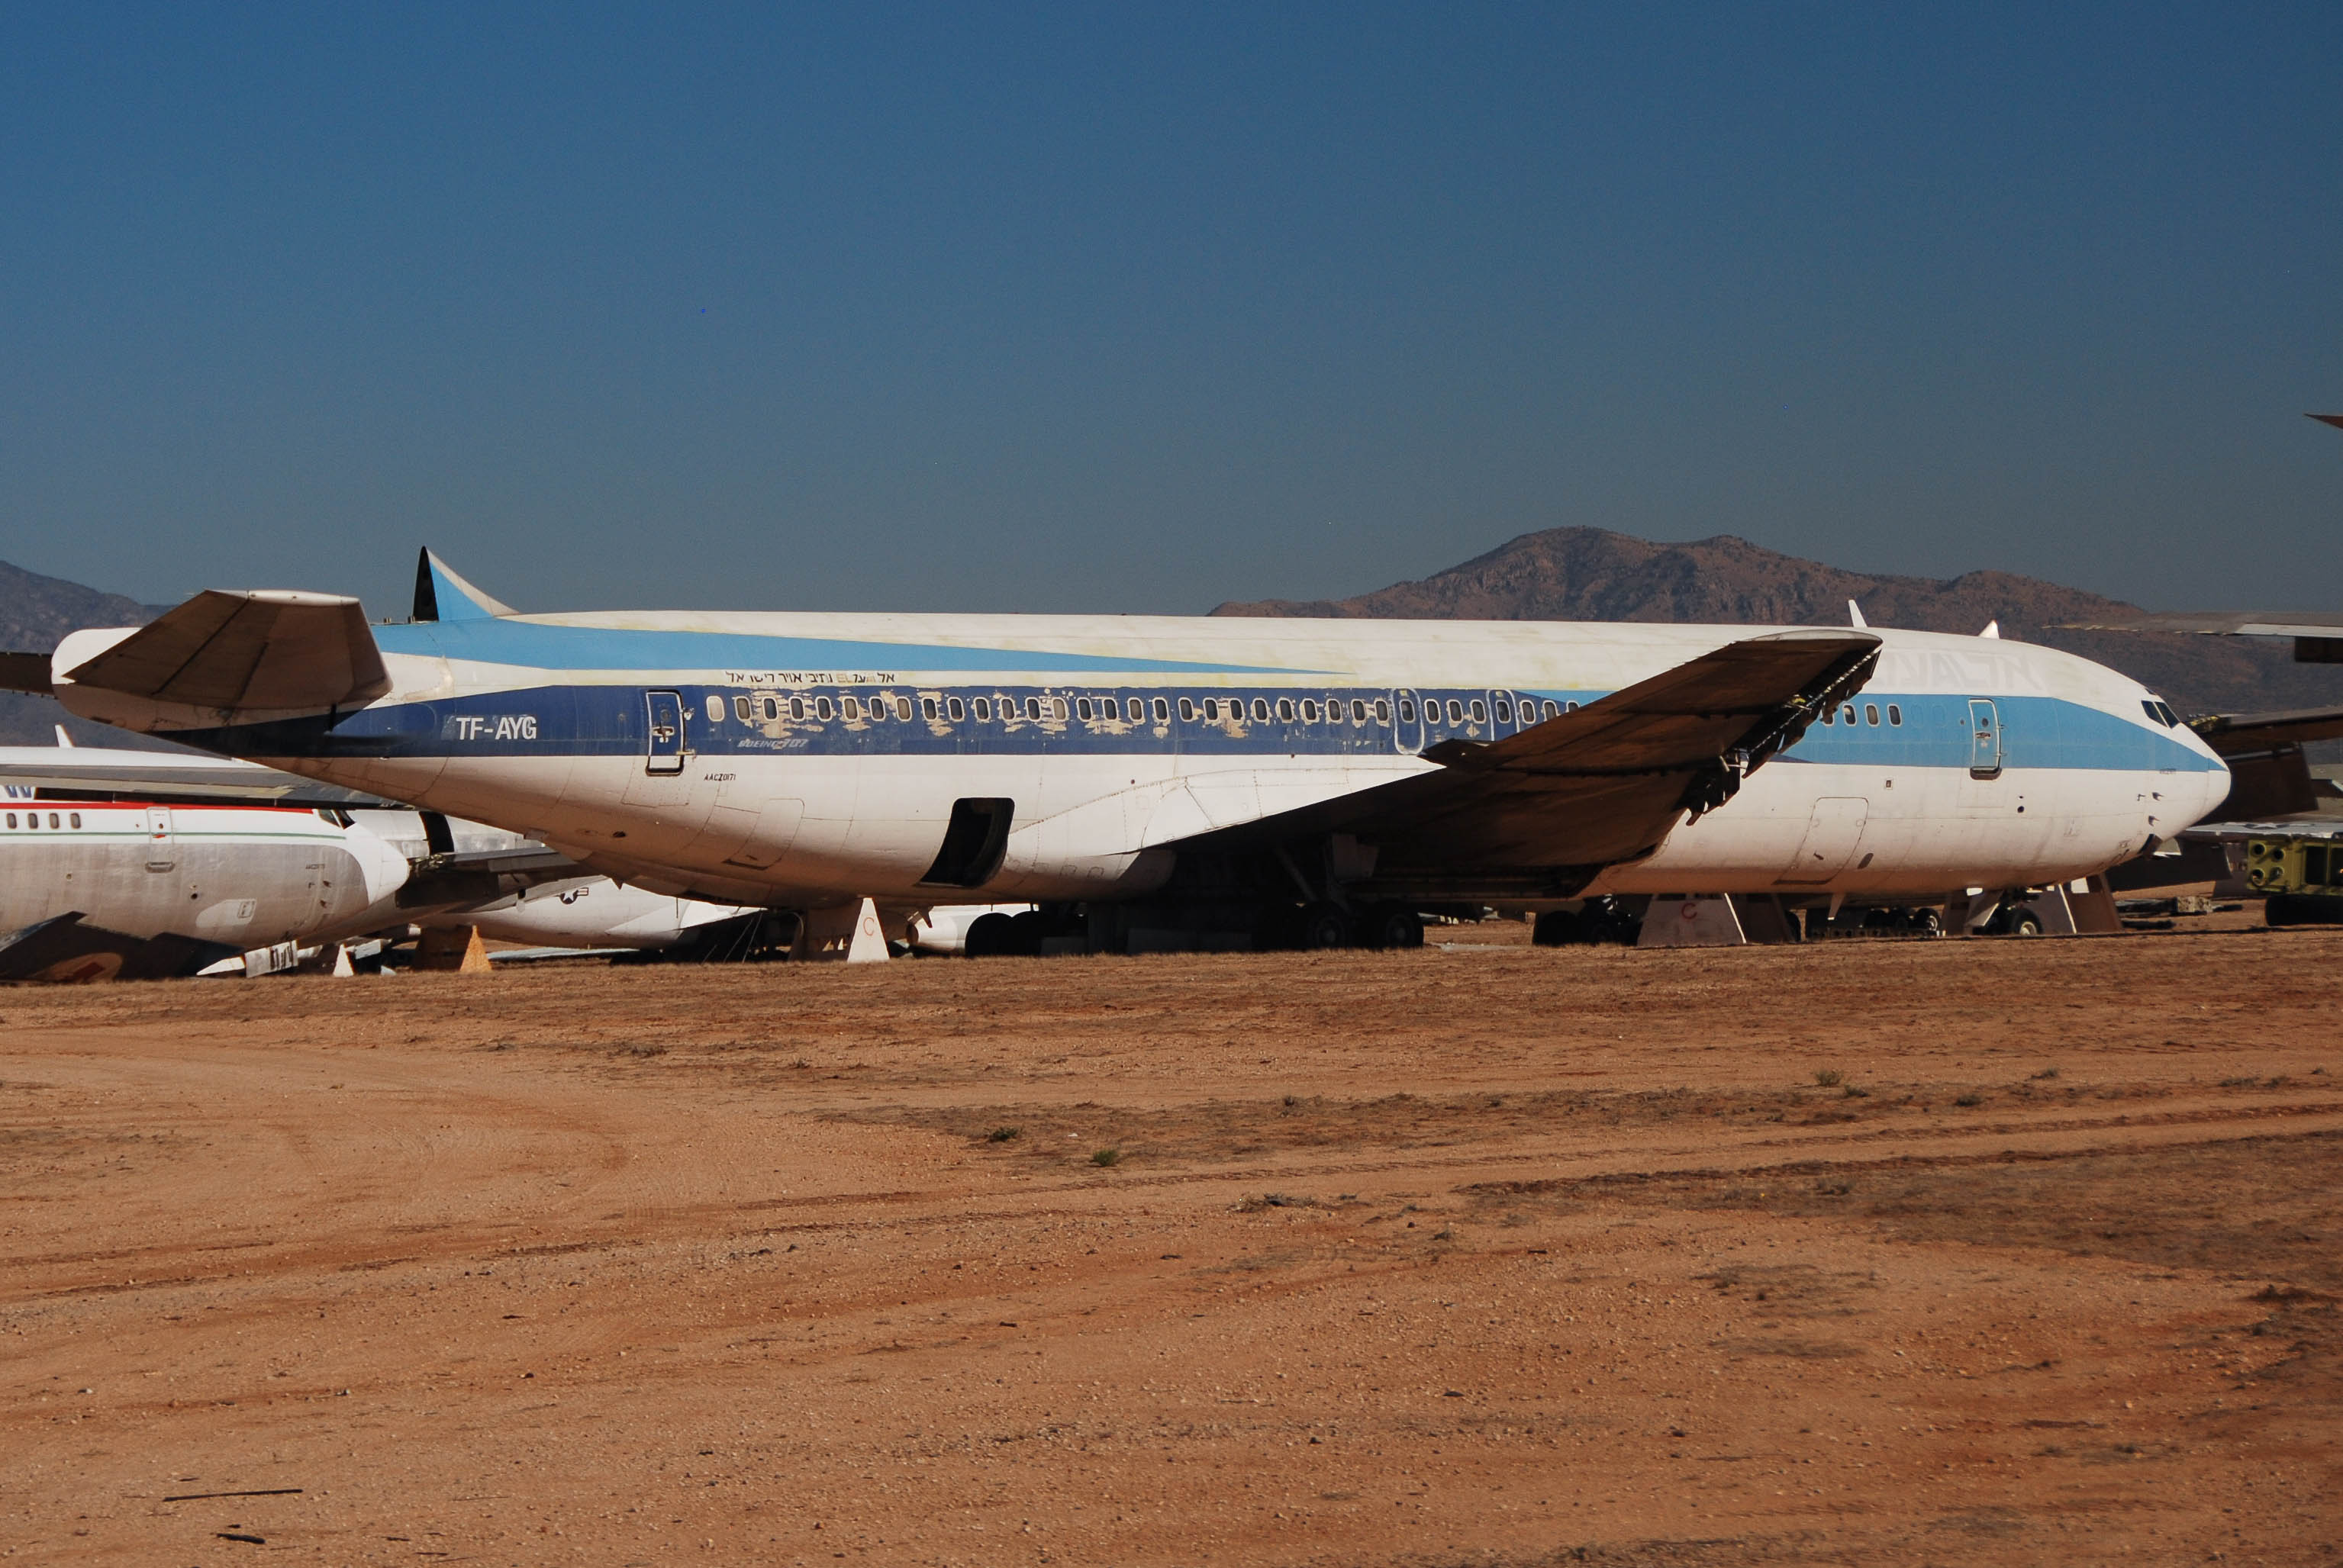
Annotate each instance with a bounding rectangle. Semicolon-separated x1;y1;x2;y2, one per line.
60;590;390;713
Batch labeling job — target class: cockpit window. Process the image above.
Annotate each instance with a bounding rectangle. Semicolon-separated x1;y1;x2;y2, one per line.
2142;699;2181;728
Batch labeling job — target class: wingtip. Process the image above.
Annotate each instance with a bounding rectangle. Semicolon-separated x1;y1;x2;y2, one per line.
2307;414;2343;431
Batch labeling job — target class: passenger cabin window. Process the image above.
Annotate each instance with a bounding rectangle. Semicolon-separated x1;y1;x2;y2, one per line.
1276;698;1294;722
1398;700;1414;722
896;697;913;720
789;697;807;720
1078;697;1094;720
1446;700;1464;724
761;697;779;720
1865;704;1879;726
1842;704;1856;724
733;695;753;722
843;697;862;719
1199;699;1216;720
1252;698;1269;721
817;697;836;720
1301;699;1319;722
5;814;12;828
1352;699;1368;722
1887;704;1903;725
48;813;59;828
1819;705;1833;724
69;813;81;828
1469;699;1487;723
1494;700;1511;723
923;697;939;720
1178;697;1196;721
1375;699;1391;722
1152;697;1169;721
1555;700;1571;716
1126;698;1144;721
973;697;991;720
1022;697;1038;720
948;697;965;720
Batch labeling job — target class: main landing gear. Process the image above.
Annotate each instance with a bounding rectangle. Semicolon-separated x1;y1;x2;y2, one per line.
1291;901;1423;951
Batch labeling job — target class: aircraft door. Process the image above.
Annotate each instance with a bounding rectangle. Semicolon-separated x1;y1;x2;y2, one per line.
1967;699;2003;779
142;807;175;872
1392;690;1423;755
644;690;687;775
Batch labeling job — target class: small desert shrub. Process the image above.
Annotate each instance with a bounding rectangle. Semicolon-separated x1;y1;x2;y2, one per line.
1955;1091;1984;1107
1813;1069;1843;1088
1090;1147;1123;1167
987;1125;1022;1143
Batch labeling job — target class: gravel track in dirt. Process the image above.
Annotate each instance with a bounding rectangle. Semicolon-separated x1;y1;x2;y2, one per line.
3;923;2340;1565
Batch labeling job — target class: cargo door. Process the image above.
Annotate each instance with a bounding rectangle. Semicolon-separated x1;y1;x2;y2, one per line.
1777;797;1870;884
1968;698;2003;778
142;806;176;871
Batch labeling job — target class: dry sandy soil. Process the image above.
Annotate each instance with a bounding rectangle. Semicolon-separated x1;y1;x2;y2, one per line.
5;919;2341;1566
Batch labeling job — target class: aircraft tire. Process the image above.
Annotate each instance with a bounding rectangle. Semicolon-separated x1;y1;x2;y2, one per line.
2003;907;2044;938
1366;904;1423;950
963;912;1017;958
1008;910;1050;956
1298;902;1352;951
1530;910;1580;947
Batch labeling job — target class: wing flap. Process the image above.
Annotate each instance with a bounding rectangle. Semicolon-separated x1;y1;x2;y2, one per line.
60;590;390;713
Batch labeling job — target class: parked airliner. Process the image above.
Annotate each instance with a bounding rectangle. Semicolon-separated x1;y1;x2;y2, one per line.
24;551;2230;954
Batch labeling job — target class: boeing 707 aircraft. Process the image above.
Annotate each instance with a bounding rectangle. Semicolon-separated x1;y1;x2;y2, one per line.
18;551;2230;954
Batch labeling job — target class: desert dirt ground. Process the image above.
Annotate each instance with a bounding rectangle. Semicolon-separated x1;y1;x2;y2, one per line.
4;920;2341;1566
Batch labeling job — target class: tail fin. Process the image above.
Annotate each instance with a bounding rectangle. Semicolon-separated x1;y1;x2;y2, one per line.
412;549;514;621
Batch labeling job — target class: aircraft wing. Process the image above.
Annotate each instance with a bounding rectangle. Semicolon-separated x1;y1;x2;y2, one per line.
0;748;393;807
2190;704;2343;754
0;913;237;984
2056;610;2343;665
57;589;390;713
394;845;591;913
1176;629;1881;897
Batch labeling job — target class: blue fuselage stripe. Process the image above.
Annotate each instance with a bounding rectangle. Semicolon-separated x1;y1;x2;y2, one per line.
186;682;2222;774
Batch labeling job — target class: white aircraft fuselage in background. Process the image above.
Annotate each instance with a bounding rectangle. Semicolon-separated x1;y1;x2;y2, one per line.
0;794;410;971
44;556;2233;947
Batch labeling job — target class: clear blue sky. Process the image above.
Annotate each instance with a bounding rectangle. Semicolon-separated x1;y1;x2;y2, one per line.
3;2;2339;617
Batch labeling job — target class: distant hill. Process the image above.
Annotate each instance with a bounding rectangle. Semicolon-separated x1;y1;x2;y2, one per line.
0;560;174;748
1213;527;2343;726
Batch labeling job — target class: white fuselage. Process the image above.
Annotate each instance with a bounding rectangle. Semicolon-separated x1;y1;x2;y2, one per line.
0;797;411;947
53;612;2232;912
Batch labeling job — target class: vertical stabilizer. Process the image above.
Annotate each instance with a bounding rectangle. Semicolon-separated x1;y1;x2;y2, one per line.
412;549;516;622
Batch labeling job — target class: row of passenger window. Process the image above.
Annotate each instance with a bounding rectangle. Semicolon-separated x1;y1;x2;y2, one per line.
723;691;1586;728
5;810;83;829
1819;702;1903;727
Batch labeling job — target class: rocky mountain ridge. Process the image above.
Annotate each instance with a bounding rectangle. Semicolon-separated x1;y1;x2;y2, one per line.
1213;527;2343;723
